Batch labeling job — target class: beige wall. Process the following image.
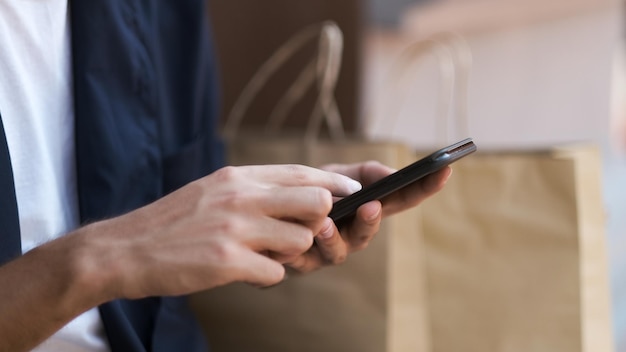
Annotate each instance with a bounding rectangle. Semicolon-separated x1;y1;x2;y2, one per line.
403;0;617;37
361;5;621;150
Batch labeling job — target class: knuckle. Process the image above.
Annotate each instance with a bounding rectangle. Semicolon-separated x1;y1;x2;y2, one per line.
327;253;347;265
211;241;240;265
361;160;385;174
364;160;384;169
295;228;314;251
266;264;286;286
217;187;256;211
221;189;246;210
286;164;311;183
288;256;317;274
286;227;313;254
216;217;247;236
214;166;240;183
313;188;333;216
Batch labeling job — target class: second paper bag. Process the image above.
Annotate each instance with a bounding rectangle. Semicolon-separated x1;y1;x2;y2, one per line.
419;146;613;352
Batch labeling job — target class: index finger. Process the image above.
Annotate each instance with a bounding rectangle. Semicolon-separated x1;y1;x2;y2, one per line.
240;164;363;197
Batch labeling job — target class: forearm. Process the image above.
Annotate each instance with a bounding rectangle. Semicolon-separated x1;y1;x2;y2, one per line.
0;226;114;352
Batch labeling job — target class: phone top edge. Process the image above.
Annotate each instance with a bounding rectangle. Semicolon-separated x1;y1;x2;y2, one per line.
434;138;476;162
445;138;474;151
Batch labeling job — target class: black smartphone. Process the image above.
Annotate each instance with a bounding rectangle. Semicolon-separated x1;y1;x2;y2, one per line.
328;138;477;223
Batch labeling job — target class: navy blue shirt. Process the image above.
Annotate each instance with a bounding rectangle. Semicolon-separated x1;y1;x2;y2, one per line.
0;1;224;350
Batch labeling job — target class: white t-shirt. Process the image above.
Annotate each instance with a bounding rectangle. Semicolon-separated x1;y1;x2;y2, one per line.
0;1;109;351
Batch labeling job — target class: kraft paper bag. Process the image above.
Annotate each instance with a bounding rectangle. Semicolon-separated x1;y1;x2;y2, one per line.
190;141;431;352
419;145;614;352
372;34;614;352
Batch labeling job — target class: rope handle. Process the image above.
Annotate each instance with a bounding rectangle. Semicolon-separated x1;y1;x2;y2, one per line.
368;32;472;144
223;21;345;142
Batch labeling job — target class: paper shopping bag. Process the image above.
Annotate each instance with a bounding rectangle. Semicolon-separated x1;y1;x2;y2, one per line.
190;140;432;352
419;145;614;352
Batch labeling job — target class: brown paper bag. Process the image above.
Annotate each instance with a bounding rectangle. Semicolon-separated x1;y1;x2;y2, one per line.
190;140;431;352
374;34;614;352
419;145;614;352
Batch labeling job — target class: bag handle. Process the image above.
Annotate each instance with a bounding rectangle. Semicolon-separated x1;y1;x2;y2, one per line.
368;32;472;144
222;21;345;142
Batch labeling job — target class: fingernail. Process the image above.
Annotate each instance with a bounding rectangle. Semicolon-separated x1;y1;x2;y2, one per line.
366;206;382;222
444;168;453;183
318;218;334;239
346;178;362;194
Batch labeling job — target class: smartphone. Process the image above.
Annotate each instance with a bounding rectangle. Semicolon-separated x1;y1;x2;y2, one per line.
328;138;477;223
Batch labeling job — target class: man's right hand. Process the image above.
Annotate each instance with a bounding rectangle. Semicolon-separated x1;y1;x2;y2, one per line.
0;164;362;351
76;164;362;300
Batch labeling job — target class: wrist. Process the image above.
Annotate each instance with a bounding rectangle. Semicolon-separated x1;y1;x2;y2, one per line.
51;222;125;307
0;223;126;350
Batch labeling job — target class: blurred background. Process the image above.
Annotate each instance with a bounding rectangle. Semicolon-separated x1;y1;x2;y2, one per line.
207;0;625;350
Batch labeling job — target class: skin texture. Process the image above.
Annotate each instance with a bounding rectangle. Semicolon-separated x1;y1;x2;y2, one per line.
0;162;451;352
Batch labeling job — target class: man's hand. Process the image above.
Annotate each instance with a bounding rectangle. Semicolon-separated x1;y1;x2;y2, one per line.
80;164;363;299
284;161;452;273
0;164;364;351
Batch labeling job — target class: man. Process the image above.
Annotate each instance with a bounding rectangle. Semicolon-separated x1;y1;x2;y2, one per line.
0;1;451;351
